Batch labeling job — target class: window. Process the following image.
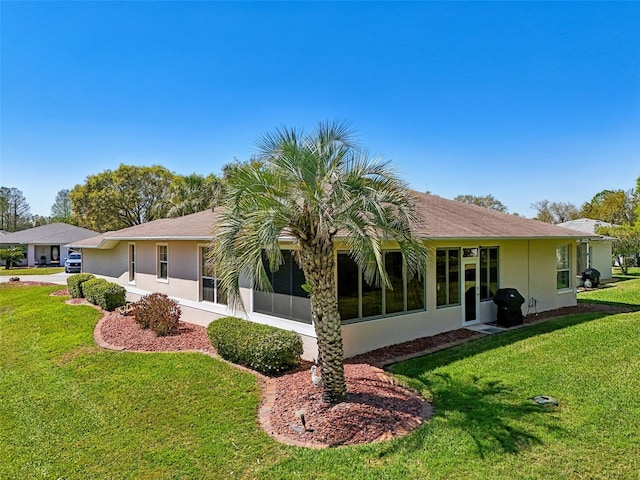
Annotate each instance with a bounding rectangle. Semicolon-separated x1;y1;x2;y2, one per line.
128;243;136;283
200;247;226;304
556;244;571;290
480;247;498;301
576;242;590;274
157;244;168;280
337;251;425;322
253;250;311;324
436;248;460;307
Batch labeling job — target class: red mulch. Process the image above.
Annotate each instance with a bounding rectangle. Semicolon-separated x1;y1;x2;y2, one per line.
98;311;215;353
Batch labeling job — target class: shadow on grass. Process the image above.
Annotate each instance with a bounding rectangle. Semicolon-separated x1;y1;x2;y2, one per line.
578;298;640;310
377;370;563;459
382;312;618;457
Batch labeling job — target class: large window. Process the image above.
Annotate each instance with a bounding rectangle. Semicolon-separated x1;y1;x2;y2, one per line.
436;248;460;307
128;243;136;283
253;250;312;324
200;247;226;305
480;247;498;301
556;244;571;290
337;251;425;322
157;244;168;280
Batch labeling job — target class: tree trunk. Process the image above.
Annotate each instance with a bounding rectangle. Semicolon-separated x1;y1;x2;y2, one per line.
299;239;347;404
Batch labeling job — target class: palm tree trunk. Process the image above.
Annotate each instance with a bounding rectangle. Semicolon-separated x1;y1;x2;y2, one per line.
300;240;347;404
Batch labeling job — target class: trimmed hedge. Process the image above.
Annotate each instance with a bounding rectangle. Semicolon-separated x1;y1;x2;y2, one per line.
67;273;96;298
82;278;126;311
132;293;181;336
207;317;303;374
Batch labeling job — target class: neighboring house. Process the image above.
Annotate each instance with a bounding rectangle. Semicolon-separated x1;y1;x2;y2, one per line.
557;219;613;282
0;223;99;267
70;193;598;360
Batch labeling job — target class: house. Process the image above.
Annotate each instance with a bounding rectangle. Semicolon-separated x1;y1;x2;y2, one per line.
69;193;598;360
0;223;99;267
557;218;613;282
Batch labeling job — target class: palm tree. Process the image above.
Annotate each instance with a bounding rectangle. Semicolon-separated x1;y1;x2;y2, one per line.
212;121;427;403
164;174;222;217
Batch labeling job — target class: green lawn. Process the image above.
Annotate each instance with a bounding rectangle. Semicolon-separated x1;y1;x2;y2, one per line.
579;276;640;308
0;266;64;275
1;284;639;479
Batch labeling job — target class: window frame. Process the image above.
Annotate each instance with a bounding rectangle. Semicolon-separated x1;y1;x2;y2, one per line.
128;243;136;284
436;248;461;308
556;244;571;291
337;250;426;324
479;246;499;302
156;243;169;282
199;245;226;305
253;250;312;324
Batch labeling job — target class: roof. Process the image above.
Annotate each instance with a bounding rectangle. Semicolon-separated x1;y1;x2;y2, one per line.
0;223;99;246
412;194;595;240
557;218;614;235
71;194;595;250
70;210;219;248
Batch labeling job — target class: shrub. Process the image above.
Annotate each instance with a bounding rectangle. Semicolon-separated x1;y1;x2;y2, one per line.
82;278;108;305
66;273;95;298
132;293;181;336
80;278;126;311
207;317;303;374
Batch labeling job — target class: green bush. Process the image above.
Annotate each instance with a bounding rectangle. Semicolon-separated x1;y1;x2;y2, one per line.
82;278;108;305
81;278;126;311
132;293;181;336
207;317;303;374
66;273;95;298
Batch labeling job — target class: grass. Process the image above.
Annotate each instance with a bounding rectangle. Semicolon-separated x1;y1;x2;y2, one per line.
578;275;640;308
0;266;64;275
1;283;639;479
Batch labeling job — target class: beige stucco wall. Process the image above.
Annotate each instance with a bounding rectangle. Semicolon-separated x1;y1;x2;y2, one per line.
81;237;579;360
590;240;613;280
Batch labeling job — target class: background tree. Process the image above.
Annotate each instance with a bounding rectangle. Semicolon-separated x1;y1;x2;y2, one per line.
531;200;580;224
70;164;176;232
579;189;636;225
213;121;428;404
0;187;32;232
454;194;508;212
162;173;222;217
50;188;74;223
596;224;640;274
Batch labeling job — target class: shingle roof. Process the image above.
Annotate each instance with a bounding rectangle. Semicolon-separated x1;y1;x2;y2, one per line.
72;194;594;250
557;218;614;235
70;210;219;248
412;193;591;239
0;223;99;245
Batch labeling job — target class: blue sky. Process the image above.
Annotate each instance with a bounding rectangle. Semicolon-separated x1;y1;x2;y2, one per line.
2;1;639;218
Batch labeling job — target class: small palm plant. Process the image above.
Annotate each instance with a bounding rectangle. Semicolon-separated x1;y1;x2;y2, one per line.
0;247;25;269
212;121;427;403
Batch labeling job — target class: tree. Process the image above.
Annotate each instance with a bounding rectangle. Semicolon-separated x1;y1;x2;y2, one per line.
50;189;73;223
580;189;637;226
70;164;176;232
454;194;508;212
212;121;428;404
596;224;640;275
0;247;25;269
162;173;222;217
0;187;32;232
531;200;580;224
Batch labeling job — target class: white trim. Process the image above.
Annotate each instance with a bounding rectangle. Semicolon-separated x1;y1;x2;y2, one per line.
156;243;169;283
128;242;136;285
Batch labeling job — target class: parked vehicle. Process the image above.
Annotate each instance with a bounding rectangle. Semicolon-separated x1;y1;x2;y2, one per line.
64;252;82;273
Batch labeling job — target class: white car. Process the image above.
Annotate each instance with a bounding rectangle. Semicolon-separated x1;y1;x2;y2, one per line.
64;252;82;273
